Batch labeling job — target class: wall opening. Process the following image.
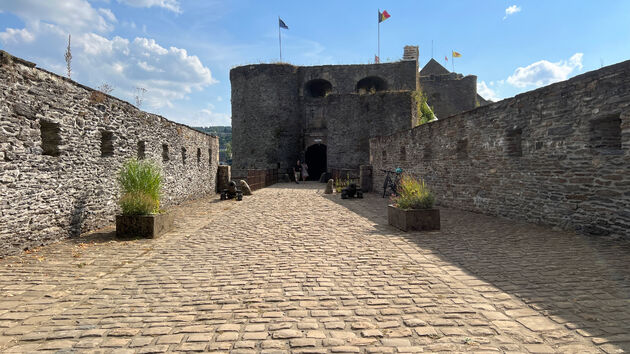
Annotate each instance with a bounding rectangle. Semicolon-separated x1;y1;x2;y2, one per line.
181;147;187;165
137;141;146;160
162;144;169;162
357;76;387;94
456;139;468;159
399;146;406;161
382;149;387;160
506;128;523;157
208;148;212;165
589;114;622;152
423;145;432;160
100;131;114;157
305;144;327;181
305;79;332;98
40;120;61;157
197;148;201;165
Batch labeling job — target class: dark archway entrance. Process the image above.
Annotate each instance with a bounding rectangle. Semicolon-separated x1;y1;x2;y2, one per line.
305;144;327;181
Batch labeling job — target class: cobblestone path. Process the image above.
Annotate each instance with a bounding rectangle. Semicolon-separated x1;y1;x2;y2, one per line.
1;183;629;353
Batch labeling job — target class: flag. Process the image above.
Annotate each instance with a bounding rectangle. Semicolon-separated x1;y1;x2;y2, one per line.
375;55;380;63
279;18;288;29
445;56;448;61
452;51;462;58
378;10;391;23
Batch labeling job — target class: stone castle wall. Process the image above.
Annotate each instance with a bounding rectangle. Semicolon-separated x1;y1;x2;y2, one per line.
420;73;479;119
297;61;417;95
371;60;630;238
230;64;301;176
230;60;418;175
324;92;415;171
0;51;219;257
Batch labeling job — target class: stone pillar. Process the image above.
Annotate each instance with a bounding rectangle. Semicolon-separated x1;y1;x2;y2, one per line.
217;165;231;192
360;165;373;193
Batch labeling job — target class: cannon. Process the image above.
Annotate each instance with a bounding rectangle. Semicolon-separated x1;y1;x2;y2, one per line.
220;180;243;201
341;183;363;199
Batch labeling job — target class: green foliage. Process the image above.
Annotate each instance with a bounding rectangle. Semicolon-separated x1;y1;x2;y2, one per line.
225;141;232;159
412;90;436;126
334;174;351;193
119;191;159;216
392;174;435;210
193;126;232;149
117;159;162;215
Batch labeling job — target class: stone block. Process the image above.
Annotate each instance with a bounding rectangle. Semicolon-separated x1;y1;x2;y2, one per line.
116;212;174;238
387;205;440;232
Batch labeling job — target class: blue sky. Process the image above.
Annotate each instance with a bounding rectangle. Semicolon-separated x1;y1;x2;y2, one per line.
1;1;629;127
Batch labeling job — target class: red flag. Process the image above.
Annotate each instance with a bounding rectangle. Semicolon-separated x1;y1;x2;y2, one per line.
378;10;391;23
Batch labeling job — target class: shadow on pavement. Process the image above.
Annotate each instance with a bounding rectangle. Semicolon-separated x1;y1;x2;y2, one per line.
325;190;630;352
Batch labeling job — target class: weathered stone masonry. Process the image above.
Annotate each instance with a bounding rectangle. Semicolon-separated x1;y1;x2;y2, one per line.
371;60;630;238
0;51;219;257
230;47;489;180
230;60;419;179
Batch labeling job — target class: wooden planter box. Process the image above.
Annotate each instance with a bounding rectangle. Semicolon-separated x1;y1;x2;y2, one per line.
388;205;440;231
116;212;174;238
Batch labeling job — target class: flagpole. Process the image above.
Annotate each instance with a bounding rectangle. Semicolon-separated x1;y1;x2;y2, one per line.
377;9;380;63
452;50;454;72
278;17;282;62
431;40;433;59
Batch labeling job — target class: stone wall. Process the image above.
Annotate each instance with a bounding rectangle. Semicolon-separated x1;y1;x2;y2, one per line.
298;60;417;95
371;60;630;238
324;92;414;170
0;51;219;257
230;64;300;175
420;73;479;119
230;60;418;176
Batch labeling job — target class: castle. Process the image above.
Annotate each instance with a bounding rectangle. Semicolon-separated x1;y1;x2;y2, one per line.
230;46;487;179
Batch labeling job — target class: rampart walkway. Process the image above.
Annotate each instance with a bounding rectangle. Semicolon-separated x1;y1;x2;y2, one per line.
1;183;629;353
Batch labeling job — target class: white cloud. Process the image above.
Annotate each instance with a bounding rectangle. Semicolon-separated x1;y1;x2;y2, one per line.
0;0;115;33
507;53;583;88
503;5;521;20
0;27;35;43
477;81;501;102
117;0;181;13
98;8;117;23
191;104;230;126
0;1;216;113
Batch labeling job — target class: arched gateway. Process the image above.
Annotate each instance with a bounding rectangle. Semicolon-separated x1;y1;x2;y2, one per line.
305;144;327;181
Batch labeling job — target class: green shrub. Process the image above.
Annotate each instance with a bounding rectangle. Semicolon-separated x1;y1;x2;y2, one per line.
119;191;159;215
117;159;162;215
412;89;436;126
392;174;435;209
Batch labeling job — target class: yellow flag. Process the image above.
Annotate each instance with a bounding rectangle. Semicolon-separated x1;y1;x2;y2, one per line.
452;51;462;58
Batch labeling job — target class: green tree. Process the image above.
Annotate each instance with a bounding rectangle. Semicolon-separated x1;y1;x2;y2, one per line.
225;141;232;159
412;90;436;126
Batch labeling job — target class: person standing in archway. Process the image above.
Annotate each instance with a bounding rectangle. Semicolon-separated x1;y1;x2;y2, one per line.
301;161;309;181
293;159;301;184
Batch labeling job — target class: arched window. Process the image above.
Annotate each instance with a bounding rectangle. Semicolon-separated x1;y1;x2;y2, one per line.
356;76;387;94
305;79;332;98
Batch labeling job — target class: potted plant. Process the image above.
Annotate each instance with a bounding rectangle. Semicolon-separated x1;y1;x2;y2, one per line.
115;159;173;238
388;174;440;231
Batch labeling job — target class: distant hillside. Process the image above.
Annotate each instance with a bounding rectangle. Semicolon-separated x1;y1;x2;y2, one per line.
193;126;231;149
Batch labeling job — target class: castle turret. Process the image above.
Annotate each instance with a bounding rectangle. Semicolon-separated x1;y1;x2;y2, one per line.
230;64;301;174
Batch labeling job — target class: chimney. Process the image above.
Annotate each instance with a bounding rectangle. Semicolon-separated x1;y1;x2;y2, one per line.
403;46;419;61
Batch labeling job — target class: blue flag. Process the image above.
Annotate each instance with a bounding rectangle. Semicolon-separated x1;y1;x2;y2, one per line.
279;18;288;29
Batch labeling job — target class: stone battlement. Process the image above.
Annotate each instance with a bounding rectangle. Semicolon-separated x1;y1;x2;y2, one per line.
0;51;220;257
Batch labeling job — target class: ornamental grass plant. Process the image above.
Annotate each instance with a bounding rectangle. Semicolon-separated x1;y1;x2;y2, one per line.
117;158;162;215
392;174;435;210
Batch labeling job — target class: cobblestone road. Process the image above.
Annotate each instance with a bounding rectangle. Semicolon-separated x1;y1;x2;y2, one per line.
1;183;629;353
